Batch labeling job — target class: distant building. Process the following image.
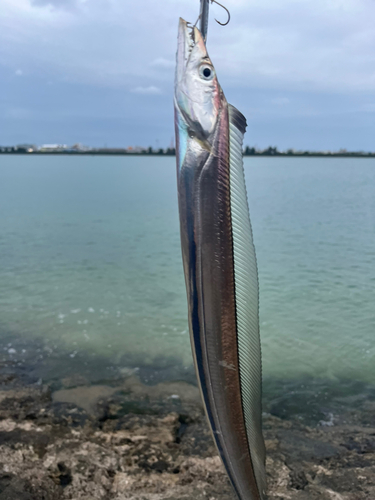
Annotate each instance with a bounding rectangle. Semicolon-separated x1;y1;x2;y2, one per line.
127;146;145;153
71;143;91;152
39;144;68;152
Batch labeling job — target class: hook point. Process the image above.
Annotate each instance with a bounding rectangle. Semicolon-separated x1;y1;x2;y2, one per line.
211;0;230;27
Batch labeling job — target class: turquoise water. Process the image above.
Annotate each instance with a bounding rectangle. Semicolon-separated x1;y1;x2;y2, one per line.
1;155;375;389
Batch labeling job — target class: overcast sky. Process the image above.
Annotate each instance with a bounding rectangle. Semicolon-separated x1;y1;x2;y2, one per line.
1;0;374;150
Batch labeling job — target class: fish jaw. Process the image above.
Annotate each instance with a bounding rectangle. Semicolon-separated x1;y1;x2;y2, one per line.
174;18;221;141
176;18;191;89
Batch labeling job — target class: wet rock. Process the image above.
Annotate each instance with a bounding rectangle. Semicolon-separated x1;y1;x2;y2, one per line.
277;429;342;462
0;371;374;499
61;374;90;389
52;385;117;414
289;468;308;490
57;462;72;487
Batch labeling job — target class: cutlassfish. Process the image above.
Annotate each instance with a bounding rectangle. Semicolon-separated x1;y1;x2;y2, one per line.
174;8;267;500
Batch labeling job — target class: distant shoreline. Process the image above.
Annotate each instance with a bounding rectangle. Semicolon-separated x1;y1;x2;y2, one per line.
2;151;375;158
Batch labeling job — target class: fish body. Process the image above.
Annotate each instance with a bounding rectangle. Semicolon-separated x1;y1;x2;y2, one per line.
174;19;266;500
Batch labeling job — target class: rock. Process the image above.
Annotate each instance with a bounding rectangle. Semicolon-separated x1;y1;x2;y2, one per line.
0;370;374;500
52;385;117;414
277;429;342;462
111;472;135;494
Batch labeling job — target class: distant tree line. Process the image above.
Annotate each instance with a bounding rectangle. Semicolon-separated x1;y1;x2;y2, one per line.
243;146;375;157
144;147;176;155
1;144;375;157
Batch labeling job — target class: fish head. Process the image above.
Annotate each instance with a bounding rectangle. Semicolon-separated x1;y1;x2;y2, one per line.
175;18;222;142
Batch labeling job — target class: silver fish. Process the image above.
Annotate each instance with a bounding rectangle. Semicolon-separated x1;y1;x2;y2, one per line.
174;18;266;500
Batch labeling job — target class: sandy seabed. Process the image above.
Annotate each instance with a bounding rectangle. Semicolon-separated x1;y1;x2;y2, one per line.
0;363;374;500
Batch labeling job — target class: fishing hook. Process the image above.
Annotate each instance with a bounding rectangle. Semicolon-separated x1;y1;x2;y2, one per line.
199;0;230;41
211;0;230;27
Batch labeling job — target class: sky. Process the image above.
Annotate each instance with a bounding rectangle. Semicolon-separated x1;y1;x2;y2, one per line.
1;0;375;150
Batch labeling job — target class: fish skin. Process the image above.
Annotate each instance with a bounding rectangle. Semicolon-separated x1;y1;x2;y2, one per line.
174;18;266;500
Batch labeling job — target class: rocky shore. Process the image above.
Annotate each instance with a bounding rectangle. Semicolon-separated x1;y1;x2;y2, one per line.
0;364;375;499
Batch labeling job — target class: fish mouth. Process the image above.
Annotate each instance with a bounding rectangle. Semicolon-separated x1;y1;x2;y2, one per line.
176;18;195;86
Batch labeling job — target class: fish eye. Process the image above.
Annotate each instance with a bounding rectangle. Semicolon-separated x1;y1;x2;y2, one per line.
199;64;215;81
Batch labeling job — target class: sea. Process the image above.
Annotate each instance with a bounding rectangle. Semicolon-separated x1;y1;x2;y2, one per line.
1;155;375;421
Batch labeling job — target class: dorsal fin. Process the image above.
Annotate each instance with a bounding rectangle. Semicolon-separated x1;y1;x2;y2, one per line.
229;104;247;136
228;103;267;498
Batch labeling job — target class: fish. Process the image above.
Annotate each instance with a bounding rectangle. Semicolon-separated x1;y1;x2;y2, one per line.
174;18;267;500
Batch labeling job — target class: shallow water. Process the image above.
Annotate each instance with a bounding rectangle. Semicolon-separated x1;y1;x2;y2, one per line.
1;155;375;406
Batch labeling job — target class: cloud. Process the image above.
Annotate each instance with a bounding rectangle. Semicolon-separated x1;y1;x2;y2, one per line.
1;0;375;93
30;0;79;9
131;86;162;95
6;107;32;119
150;58;175;69
361;103;375;113
1;0;375;149
271;97;290;105
15;69;23;76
